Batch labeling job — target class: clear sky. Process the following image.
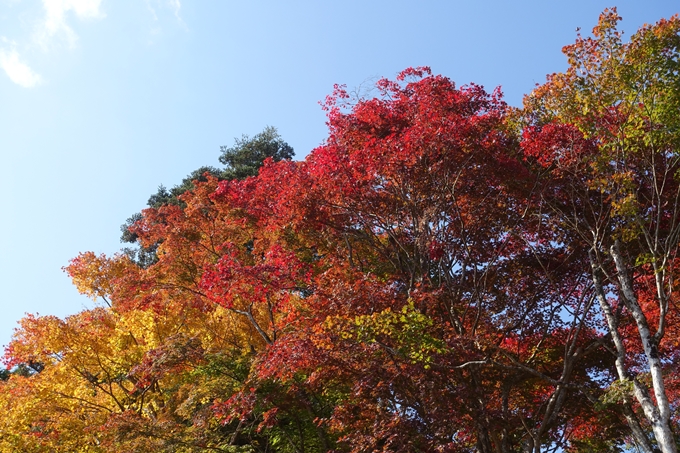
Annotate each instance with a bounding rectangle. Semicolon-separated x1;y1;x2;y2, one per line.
0;0;677;350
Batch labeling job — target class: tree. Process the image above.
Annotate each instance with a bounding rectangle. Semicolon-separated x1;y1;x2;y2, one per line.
523;9;680;453
215;68;612;453
0;254;256;452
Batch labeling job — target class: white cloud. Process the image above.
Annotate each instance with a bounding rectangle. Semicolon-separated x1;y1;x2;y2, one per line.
0;0;104;86
145;0;185;32
36;0;105;49
0;48;42;87
168;0;181;21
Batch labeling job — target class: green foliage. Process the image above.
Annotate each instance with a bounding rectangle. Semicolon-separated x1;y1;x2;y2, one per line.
332;301;446;369
219;126;294;180
600;379;635;405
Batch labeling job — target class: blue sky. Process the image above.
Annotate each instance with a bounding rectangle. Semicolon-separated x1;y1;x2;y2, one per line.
0;0;677;349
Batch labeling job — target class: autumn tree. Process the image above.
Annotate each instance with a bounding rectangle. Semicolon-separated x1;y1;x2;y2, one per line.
523;9;680;453
212;68;615;453
0;250;264;452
